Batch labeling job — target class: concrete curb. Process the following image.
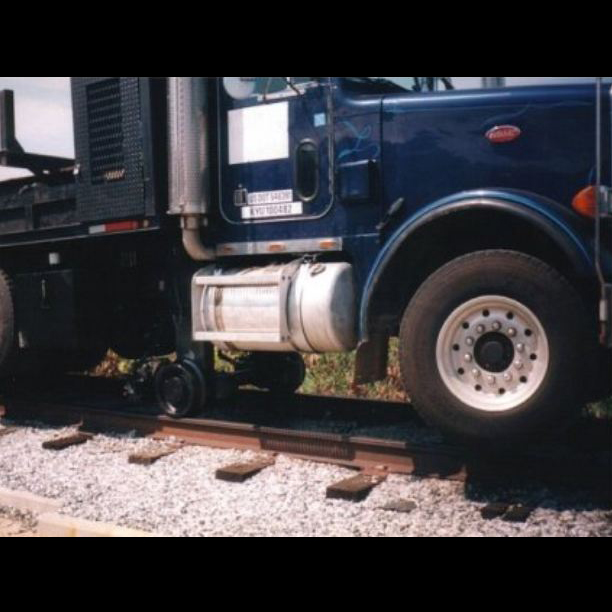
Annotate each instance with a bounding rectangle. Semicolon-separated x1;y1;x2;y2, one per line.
0;488;159;537
0;487;63;515
37;513;158;538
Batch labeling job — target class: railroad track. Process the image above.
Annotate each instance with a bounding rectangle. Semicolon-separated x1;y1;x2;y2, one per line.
1;376;611;495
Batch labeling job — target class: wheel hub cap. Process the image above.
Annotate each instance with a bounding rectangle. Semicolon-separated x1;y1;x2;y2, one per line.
474;332;515;373
436;296;550;413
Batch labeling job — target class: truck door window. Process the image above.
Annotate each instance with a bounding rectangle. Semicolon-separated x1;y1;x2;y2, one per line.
295;140;319;202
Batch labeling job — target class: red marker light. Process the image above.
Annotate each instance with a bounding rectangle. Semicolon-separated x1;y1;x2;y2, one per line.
89;220;143;235
572;186;598;219
486;125;522;144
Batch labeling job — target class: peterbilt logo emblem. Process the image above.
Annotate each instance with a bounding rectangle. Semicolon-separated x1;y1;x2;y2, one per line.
486;125;522;144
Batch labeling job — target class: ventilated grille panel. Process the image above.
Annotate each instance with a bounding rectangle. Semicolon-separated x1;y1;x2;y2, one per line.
86;78;126;185
72;77;155;223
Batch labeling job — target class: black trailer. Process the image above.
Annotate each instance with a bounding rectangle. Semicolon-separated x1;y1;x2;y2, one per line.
0;77;188;379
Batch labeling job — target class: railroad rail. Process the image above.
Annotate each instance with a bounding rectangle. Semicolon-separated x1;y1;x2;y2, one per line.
1;396;463;477
1;377;611;494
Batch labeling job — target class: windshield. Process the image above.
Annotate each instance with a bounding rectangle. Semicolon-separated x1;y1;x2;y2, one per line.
344;77;453;92
378;77;417;90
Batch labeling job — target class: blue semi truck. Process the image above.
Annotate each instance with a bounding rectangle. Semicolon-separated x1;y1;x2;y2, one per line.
0;76;610;444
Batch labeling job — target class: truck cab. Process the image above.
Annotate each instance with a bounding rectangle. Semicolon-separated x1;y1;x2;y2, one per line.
0;76;610;444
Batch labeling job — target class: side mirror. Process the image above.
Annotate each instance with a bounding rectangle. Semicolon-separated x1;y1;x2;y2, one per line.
223;77;258;100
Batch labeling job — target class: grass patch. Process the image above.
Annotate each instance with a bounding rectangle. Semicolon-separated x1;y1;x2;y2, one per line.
91;351;134;378
588;397;612;420
302;340;406;402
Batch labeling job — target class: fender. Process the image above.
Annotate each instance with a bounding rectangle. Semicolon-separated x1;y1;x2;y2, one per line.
359;189;596;342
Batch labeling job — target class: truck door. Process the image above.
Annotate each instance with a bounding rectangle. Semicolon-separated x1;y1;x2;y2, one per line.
218;77;331;225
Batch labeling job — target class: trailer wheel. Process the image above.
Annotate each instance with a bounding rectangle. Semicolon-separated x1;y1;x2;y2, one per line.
155;360;209;419
0;271;15;376
399;250;591;444
250;353;306;395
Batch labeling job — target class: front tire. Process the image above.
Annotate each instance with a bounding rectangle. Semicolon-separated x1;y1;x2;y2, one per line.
399;250;592;445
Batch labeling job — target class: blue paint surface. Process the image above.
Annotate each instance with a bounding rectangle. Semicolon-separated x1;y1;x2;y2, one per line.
214;78;612;340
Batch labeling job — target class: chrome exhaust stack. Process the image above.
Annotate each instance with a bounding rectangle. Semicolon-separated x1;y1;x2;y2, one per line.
168;77;215;261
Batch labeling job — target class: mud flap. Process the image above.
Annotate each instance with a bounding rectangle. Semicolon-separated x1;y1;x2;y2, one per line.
354;334;389;385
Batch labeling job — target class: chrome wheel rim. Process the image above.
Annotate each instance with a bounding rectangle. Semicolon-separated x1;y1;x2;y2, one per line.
436;296;550;413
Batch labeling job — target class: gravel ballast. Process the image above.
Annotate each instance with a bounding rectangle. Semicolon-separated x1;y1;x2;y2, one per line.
0;423;610;537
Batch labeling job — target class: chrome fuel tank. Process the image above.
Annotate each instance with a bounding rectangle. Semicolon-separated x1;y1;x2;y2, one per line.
192;262;356;353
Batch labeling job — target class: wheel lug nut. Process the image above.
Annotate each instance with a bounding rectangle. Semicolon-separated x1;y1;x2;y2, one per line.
466;337;475;347
487;375;496;386
472;369;481;378
514;360;524;370
464;354;473;363
508;328;517;338
492;321;502;332
476;325;485;335
504;373;513;383
516;343;525;353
